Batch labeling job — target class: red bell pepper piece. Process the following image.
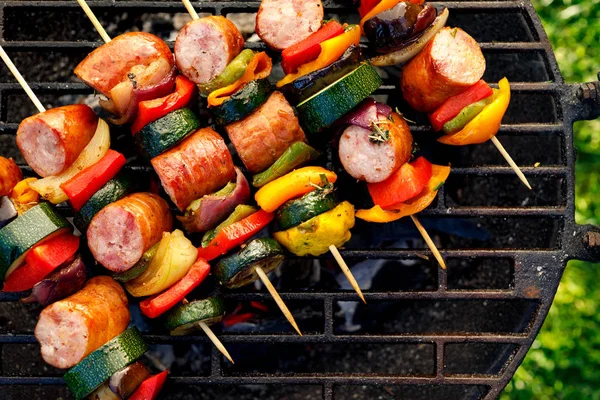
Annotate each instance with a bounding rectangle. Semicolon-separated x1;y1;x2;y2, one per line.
60;150;126;211
281;21;345;75
358;0;382;18
429;80;494;132
131;75;196;135
139;258;211;318
196;210;274;261
368;157;433;209
2;232;80;292
129;370;168;400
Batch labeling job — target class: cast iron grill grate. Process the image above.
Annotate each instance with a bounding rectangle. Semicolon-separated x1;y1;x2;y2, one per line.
0;1;599;399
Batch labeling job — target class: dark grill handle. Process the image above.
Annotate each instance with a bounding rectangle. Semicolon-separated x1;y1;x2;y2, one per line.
570;71;600;122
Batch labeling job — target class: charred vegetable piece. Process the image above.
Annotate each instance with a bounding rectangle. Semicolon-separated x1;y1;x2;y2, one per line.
198;49;255;96
214;238;285;289
442;93;495;134
125;229;198;297
9;178;39;215
212;79;272;126
135;108;200;158
296;62;382;134
108;361;151;399
280;45;362;106
3;232;80;292
74;171;137;232
0;202;71;281
21;255;87;306
0;196;17;229
201;204;258;248
252;142;320;188
0;156;22;197
179;168;251;234
63;327;148;400
164;297;226;336
274;201;355;257
276;182;339;230
112;243;159;283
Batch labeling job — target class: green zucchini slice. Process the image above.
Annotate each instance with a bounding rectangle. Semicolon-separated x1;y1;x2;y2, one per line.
135;108;200;158
276;185;339;231
164;297;226;336
214;238;285;289
212;79;272;126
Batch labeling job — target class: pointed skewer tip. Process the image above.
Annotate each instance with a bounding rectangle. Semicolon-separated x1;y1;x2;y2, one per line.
198;321;235;364
328;245;367;304
490;136;532;190
410;215;446;270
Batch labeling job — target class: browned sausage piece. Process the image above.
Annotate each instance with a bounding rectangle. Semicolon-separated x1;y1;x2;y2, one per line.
16;105;98;177
87;193;173;272
151;128;236;211
256;0;324;50
34;276;130;369
0;157;22;196
338;114;413;183
400;27;486;112
75;32;174;96
175;16;244;84
226;91;307;173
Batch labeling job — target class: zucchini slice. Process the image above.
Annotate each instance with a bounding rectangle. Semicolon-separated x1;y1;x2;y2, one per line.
212;79;272;126
0;202;71;280
276;185;339;231
296;62;382;134
214;238;285;289
112;243;158;283
164;297;226;336
73;171;137;233
135;108;200;158
64;327;148;400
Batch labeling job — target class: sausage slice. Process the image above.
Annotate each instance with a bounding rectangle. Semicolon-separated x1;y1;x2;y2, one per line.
16;105;98;177
225;91;307;173
256;0;324;50
35;276;130;369
87;193;173;272
151;128;236;211
339;114;413;183
175;16;245;84
401;27;486;112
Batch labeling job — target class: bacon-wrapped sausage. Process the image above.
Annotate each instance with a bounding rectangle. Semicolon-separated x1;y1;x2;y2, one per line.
16;105;98;177
400;27;486;112
175;16;244;85
256;0;324;50
87;193;173;272
151;128;236;211
225;91;307;173
34;276;130;369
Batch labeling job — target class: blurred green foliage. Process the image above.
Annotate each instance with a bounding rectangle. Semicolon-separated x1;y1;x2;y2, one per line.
501;0;600;398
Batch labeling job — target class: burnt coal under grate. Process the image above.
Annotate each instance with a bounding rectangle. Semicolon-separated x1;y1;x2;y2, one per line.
1;1;600;400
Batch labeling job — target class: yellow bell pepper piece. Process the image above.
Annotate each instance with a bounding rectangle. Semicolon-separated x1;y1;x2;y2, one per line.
255;166;337;213
438;78;511;146
10;178;40;215
274;201;355;256
276;25;361;88
356;164;451;223
360;0;402;32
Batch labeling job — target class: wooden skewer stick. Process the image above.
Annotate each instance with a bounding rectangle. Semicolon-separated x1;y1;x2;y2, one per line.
255;266;302;336
0;45;45;113
410;215;446;270
198;321;235;364
329;245;366;304
491;136;532;190
181;0;200;20
76;0;112;44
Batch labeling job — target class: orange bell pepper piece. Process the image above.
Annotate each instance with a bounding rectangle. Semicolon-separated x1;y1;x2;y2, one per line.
255;167;337;213
208;52;273;107
438;78;511;146
276;25;361;88
10;178;40;215
356;164;450;223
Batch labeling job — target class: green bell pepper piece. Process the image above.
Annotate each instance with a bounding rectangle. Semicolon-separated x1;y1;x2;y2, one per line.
198;49;256;96
442;91;497;135
251;142;320;188
201;204;258;248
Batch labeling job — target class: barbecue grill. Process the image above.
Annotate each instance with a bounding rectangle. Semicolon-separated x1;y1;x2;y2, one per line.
1;1;600;399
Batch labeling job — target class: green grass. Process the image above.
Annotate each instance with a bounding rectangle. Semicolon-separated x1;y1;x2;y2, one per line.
500;1;600;398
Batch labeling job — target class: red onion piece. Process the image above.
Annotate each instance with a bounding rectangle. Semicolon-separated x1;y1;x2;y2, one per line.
414;4;438;35
21;256;87;306
101;66;177;125
177;167;251;233
338;99;393;130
